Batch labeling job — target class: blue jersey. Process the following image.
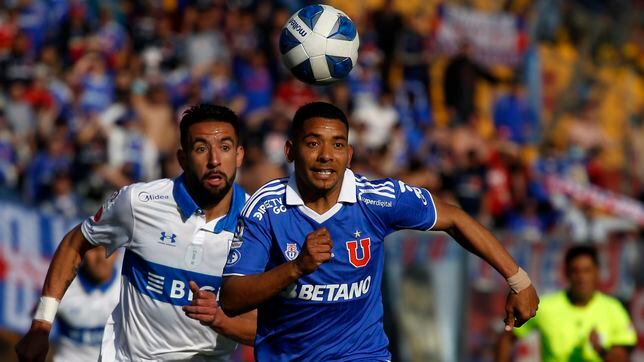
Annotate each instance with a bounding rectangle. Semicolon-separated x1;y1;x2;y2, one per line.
223;169;437;361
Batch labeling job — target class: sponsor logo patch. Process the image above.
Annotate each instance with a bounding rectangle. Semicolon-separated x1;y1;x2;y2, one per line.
138;192;170;202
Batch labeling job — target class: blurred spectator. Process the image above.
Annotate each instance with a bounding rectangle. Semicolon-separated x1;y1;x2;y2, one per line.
185;3;228;75
237;52;273;125
72;52;114;116
452;149;487;218
274;75;318;118
131;82;177;159
444;41;500;126
105;112;160;186
352;91;398;150
40;171;82;218
24;135;72;204
4;81;35;140
200;60;247;116
371;0;402;91
493;81;539;145
52;246;120;362
1;31;35;85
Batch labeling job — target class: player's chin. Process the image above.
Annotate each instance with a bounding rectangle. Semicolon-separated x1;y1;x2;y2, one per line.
203;181;231;198
311;179;338;193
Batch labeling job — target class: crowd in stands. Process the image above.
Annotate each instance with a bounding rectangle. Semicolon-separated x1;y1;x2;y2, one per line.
0;0;641;246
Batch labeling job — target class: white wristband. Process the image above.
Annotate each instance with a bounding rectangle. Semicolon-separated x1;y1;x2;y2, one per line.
34;296;60;323
507;267;531;294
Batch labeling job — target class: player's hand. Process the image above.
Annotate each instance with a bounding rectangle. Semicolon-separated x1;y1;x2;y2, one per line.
15;320;51;362
182;281;227;330
504;284;539;331
294;227;334;275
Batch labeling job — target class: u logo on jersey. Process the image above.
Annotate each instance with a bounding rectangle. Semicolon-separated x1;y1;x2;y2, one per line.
346;238;371;268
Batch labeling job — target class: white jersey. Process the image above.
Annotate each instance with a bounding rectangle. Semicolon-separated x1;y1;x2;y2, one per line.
81;176;248;361
54;270;121;362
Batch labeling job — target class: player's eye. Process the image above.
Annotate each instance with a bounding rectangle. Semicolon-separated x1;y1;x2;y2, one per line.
307;141;319;148
221;144;231;152
334;143;345;148
195;145;207;153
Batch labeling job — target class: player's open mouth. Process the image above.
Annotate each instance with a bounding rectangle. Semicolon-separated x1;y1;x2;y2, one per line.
312;169;335;179
204;172;225;186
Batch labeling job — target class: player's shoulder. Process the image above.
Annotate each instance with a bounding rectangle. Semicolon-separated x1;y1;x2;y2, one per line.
240;177;289;220
354;174;398;205
593;292;628;311
125;178;174;204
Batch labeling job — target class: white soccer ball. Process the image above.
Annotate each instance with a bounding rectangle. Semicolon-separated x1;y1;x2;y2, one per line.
279;4;360;85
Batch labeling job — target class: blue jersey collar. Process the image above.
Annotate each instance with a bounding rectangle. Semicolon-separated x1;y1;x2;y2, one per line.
173;174;247;234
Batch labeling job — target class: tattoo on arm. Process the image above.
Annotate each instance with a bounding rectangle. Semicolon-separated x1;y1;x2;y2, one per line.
63;265;80;290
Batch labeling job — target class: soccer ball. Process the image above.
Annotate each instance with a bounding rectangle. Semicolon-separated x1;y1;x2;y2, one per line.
279;4;359;85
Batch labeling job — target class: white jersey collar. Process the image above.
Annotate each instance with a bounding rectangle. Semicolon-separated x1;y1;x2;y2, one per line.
285;168;357;206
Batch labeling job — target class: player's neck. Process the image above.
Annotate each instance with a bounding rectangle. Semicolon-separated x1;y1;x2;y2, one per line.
566;290;594;306
202;189;233;222
185;179;234;222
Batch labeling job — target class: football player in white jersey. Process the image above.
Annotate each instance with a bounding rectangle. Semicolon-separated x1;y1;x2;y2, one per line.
16;104;256;361
52;246;120;362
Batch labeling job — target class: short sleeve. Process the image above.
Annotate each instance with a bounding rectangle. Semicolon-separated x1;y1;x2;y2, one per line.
389;180;437;231
81;186;134;256
222;214;272;276
607;301;637;347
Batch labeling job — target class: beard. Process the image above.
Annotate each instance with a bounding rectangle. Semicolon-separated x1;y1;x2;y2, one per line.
200;169;236;202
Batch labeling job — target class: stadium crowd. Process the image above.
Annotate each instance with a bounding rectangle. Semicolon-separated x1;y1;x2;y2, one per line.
1;0;641;238
0;0;641;360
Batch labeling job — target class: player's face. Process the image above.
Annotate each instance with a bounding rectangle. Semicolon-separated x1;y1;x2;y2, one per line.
286;117;353;196
566;255;598;301
82;246;118;283
179;121;244;200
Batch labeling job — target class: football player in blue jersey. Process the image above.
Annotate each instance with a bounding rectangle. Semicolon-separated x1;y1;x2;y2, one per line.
17;104;256;362
220;102;539;361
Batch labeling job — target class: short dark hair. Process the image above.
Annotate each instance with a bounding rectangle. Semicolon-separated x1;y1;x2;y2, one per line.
564;245;599;268
290;102;349;139
179;104;240;148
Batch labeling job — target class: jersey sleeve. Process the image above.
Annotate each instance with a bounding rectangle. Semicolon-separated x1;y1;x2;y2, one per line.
388;180;438;231
607;300;637;347
81;186;134;256
222;213;273;276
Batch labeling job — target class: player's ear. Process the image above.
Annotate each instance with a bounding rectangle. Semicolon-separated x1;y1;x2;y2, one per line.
235;145;244;168
177;148;186;170
285;139;294;163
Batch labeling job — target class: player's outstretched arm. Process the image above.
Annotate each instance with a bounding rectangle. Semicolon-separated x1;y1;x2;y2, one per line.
15;225;96;362
183;281;257;345
432;198;539;329
220;227;333;317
